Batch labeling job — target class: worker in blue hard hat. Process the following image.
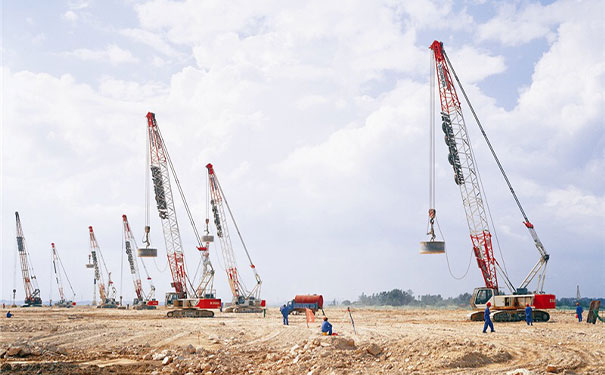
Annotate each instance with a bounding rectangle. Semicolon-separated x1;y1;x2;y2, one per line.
482;302;495;333
576;302;583;322
525;304;533;326
280;304;289;325
321;317;333;336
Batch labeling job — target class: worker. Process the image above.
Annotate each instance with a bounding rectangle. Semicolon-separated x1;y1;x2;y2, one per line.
280;304;289;325
525;304;533;326
6;311;12;318
576;302;583;322
321;317;333;336
482;302;494;333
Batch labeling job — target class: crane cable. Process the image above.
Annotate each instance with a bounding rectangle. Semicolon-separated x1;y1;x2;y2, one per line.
442;49;512;280
437;219;473;280
213;173;259;294
57;248;76;299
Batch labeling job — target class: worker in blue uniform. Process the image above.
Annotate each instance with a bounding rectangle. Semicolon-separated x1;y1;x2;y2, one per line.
321;317;333;336
280;304;289;325
576;302;583;322
6;311;12;318
483;302;494;333
525;304;533;326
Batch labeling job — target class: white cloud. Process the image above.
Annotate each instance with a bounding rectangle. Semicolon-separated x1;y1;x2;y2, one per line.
65;44;140;65
544;186;605;234
120;28;181;57
477;0;600;46
63;10;78;22
446;45;506;83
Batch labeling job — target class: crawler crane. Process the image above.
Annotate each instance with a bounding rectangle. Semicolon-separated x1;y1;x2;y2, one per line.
206;163;265;313
122;215;158;309
146;112;220;317
425;41;555;322
88;226;118;308
15;212;42;307
51;243;76;307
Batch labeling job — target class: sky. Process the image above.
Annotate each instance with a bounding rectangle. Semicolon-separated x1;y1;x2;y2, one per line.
1;0;603;306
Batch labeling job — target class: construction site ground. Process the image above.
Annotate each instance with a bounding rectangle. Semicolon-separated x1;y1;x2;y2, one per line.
0;306;603;375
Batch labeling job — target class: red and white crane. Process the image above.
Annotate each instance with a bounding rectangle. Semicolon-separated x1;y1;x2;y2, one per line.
426;41;555;322
206;163;264;313
146;112;220;317
88;226;118;308
122;214;158;309
51;242;76;307
15;212;42;307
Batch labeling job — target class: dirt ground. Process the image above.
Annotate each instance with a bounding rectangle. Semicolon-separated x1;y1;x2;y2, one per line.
0;306;603;375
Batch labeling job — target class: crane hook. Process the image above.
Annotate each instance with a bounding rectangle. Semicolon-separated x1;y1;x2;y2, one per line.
427;208;436;241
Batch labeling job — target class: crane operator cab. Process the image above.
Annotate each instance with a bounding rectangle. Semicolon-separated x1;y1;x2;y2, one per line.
471;287;495;308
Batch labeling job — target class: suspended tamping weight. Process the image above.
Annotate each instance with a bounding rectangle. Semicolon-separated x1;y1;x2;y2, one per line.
85;254;95;268
137;225;158;257
201;218;214;243
420;208;445;254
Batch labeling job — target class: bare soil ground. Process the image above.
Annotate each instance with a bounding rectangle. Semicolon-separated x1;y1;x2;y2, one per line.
0;306;603;374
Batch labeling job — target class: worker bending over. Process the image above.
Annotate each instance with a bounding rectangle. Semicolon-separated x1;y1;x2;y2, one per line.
321;317;333;336
525;304;533;326
576;302;583;322
483;302;494;333
6;311;12;318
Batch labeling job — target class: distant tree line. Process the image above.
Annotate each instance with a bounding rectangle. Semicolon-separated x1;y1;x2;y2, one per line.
341;289;604;309
557;297;605;309
342;289;472;307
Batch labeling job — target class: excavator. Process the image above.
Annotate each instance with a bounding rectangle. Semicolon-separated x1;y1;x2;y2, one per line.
422;41;555;322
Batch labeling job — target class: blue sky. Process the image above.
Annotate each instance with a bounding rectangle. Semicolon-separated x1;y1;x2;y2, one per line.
1;0;603;305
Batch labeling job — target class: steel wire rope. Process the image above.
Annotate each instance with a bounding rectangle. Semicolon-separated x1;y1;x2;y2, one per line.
57;249;76;299
12;247;17;303
49;253;53;304
436;219;473;280
120;227;125;304
213;174;256;295
442;49;514;287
